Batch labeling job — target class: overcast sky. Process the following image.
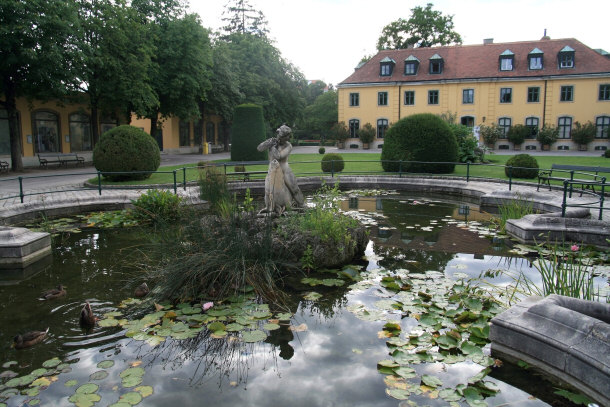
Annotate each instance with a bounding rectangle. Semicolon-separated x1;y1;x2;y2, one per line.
189;0;610;87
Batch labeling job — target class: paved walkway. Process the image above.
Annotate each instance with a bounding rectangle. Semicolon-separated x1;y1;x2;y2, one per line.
1;148;608;225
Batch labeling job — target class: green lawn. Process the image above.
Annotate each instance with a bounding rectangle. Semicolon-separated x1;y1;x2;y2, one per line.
88;153;610;187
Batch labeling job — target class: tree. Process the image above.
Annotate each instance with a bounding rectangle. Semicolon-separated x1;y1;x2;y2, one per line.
221;0;269;38
357;123;376;147
328;122;349;146
376;3;462;50
506;124;529;147
0;0;80;171
300;90;337;141
76;0;157;145
570;121;596;149
143;13;213;138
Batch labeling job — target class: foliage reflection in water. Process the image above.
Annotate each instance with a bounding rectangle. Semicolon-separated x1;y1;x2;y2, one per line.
0;193;602;407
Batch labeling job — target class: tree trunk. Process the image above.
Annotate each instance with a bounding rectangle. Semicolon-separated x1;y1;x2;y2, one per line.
90;104;100;147
2;80;23;172
221;120;230;152
150;114;158;138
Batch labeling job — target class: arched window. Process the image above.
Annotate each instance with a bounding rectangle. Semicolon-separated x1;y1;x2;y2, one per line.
596;116;610;139
525;117;539;138
33;111;60;153
69;113;92;151
558;117;572;139
99;116;116;135
0;109;13;156
377;119;388;139
498;117;511;138
461;116;475;127
179;120;190;146
349;119;359;138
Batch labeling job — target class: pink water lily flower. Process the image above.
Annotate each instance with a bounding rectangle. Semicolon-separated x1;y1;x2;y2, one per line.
570;245;579;252
202;302;214;311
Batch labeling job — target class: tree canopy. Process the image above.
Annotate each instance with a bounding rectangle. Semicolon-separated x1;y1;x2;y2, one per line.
376;3;462;50
221;0;269;38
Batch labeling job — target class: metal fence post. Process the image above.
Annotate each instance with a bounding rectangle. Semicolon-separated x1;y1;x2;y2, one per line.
508;166;512;191
182;167;186;191
18;176;24;203
331;160;335;177
562;180;569;217
569;170;574;198
173;170;177;194
97;171;102;195
399;160;402;178
466;162;470;182
599;177;606;221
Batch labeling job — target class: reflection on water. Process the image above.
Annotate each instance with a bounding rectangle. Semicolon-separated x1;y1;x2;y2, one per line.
0;194;588;406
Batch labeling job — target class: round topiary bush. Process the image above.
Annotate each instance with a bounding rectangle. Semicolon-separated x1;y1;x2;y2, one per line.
319;147;326;154
381;113;457;173
505;154;539;179
93;125;160;181
321;153;344;173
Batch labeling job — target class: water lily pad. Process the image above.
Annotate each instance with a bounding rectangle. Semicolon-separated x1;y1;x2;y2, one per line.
241;330;267;343
207;321;226;332
303;292;322;301
2;361;17;369
89;371;108;381
120;391;143;405
104;311;123;318
263;323;280;331
170;331;196;340
421;374;442;388
76;383;99;394
394;367;417;379
6;374;36;387
322;279;344;287
180;306;201;315
251;310;272;319
435;334;458;350
42;358;61;368
98;318;120;327
30;368;48;377
275;312;292;321
108;403;131;407
68;392;101;407
134;385;153;398
96;360;114;369
120;367;144;379
65;379;79;387
121;375;143;388
1;388;18;397
460;341;483;355
24;387;40;397
31;377;51;387
439;388;462;402
225;323;244;332
386;388;411;400
28;398;40;405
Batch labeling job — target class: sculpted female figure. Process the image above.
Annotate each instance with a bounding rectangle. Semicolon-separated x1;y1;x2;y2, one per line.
257;124;304;213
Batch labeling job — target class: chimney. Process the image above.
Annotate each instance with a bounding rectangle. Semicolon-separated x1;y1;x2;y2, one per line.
541;29;550;40
483;38;493;45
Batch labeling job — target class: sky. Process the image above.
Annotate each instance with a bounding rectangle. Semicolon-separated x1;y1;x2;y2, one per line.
188;0;610;87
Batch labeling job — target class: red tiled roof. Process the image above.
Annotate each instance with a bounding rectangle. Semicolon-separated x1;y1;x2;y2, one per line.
339;38;610;85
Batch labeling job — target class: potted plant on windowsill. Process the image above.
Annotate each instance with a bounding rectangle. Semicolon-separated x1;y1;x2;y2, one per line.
507;124;529;150
358;123;376;149
570;121;596;151
536;124;559;151
479;123;503;149
330;122;349;149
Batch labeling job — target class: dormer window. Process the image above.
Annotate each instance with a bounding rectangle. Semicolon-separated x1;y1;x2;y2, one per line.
404;55;419;75
499;49;514;71
379;57;395;76
429;54;443;74
558;46;575;68
528;48;543;70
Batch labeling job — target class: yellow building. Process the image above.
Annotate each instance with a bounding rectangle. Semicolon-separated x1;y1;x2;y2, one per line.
0;97;225;167
338;38;610;152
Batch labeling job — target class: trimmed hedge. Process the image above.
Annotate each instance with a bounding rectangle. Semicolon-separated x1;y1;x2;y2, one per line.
321;153;344;173
93;125;160;181
505;154;539;179
381;113;457;173
230;104;267;161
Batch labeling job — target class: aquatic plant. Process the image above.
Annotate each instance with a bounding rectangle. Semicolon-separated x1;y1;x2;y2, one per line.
197;164;232;215
493;194;535;233
131;189;184;225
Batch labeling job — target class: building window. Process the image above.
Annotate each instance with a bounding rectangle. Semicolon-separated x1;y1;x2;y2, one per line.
179;120;190;146
379;57;395;76
499;50;514;71
462;89;474;104
461;116;475;127
69;113;92;151
349;119;359;138
428;90;439;105
498;118;511;138
404;61;418;75
558;116;572;139
377;119;388;139
525;117;539;138
194;119;203;146
378;92;388;106
33;111;60;153
528;48;543;70
599;84;610;101
558;46;575;68
349;93;359;107
429;54;443;74
205;121;215;143
560;85;573;102
500;88;512;103
404;91;415;105
0;109;15;156
527;87;540;103
596;116;610;138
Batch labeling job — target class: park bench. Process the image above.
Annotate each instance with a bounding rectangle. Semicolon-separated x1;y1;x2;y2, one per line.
537;164;610;195
210;144;225;153
0;160;8;172
38;153;85;168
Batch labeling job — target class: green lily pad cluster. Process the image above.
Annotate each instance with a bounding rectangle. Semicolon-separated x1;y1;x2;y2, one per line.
301;265;364;288
0;357;74;406
97;296;294;347
347;267;507;406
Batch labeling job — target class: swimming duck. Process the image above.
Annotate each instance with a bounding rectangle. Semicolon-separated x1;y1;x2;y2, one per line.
79;302;97;328
13;328;49;349
40;284;66;300
134;282;149;298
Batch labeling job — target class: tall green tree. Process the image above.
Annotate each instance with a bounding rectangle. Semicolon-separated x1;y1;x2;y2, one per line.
221;0;269;38
0;0;80;171
299;90;337;140
376;3;462;50
143;13;213;138
76;0;157;145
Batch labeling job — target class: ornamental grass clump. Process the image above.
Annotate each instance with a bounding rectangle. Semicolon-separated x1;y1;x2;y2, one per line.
131;189;184;225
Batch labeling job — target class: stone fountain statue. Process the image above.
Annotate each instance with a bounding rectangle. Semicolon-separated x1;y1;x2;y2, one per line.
257;124;304;215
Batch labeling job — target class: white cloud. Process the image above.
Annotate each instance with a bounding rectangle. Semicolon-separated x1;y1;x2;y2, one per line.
189;0;610;86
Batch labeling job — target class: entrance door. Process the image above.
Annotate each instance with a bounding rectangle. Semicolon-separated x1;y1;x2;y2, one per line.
33;111;60;153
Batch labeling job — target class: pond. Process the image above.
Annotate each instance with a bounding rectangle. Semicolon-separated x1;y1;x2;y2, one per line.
0;192;603;407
